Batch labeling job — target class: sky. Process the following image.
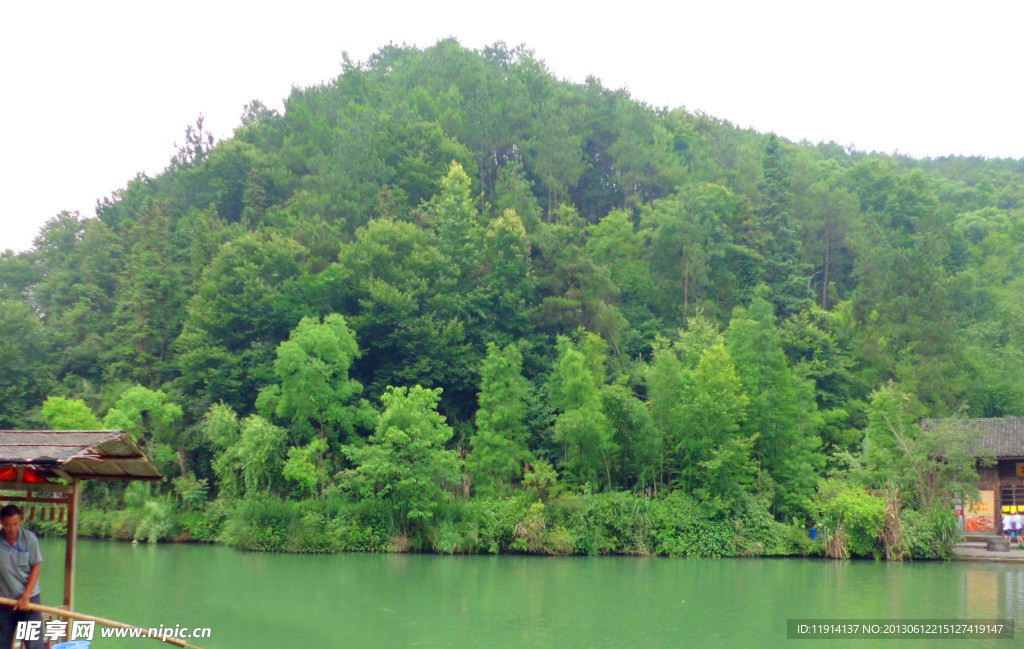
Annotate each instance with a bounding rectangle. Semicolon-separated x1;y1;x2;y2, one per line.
2;0;1022;253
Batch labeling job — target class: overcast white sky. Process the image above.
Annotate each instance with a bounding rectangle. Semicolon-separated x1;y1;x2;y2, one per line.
2;0;1021;253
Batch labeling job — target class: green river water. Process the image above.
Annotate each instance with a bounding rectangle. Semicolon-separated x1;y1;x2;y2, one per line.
35;539;1024;649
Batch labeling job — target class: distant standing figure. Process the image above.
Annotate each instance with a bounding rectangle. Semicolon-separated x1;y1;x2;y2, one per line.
1002;511;1013;541
0;505;44;649
1014;510;1024;546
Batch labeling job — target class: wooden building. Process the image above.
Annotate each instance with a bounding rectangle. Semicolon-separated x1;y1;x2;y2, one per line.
922;418;1024;530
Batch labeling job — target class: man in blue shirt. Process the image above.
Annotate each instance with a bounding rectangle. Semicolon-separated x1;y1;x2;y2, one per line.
0;505;44;649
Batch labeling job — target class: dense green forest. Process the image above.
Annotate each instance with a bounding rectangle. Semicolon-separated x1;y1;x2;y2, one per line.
3;40;1022;559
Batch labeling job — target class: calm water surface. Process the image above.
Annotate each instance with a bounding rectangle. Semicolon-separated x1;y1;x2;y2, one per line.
37;539;1024;648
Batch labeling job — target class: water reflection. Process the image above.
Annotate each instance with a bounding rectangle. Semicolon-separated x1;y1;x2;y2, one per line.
35;540;1024;649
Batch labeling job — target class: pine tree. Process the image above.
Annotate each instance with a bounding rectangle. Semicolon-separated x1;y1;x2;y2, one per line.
757;134;813;317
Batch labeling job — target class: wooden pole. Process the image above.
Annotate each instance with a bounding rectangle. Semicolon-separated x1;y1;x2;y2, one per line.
63;478;79;612
0;597;205;648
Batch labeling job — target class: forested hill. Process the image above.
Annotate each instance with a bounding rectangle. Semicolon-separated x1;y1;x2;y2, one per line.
2;40;1023;539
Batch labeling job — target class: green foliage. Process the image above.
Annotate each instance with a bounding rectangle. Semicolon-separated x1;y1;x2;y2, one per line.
467;342;532;494
201;401;240;451
891;507;960;560
215;496;337;552
104;386;183;439
817;480;885;559
549;333;616;489
494;160;542;231
727;293;823;518
522;458;561;502
680;344;754;507
427;161;482;278
733;494;797;556
531;206;623;345
477;210;535;339
0;299;53;427
756;134;814;317
330;217;477;421
259;314;367;447
428;502;482;554
103;385;186;475
895;508;938;559
283;438;329;498
863;382;986;512
600;377;658;490
777;307;862;456
135;496;175;544
211;412;287;497
218;494;300;552
643;185;739;321
326;504;391;552
172;473;210;511
174;231;307;415
340;386;463;532
41;396;103;429
649;491;735;557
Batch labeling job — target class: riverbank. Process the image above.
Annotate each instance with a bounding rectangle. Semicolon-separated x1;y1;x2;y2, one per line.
38;490;811;558
28;488;965;561
954;533;1024;562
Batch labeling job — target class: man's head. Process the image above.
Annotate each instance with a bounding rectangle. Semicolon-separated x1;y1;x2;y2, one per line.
0;505;23;542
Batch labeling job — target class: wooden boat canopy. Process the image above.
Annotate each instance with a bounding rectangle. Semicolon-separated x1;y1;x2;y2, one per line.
0;430;163;482
0;430;164;614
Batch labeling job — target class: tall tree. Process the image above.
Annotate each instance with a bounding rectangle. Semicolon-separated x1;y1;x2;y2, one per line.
174;232;308;416
493;161;543;232
600;377;658;490
0;300;53;427
526;96;588;221
257;314;368;445
756;134;813;317
467;342;532;493
532;206;624;346
675;344;753;508
329;217;477;422
549;333;616;489
586;208;654;333
341;386;463;533
204;405;288;497
726;292;823;517
800;178;857;309
426;161;483;282
256;314;373;496
103;386;186;476
475;209;536;343
863;382;985;514
644;183;741;321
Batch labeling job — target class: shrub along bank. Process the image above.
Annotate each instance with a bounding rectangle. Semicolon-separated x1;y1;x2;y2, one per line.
59;490;799;557
37;481;962;561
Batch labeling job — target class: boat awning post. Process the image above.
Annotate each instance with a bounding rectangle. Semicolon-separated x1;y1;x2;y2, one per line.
64;478;80;610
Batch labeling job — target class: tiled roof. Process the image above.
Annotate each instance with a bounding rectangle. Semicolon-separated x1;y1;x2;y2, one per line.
921;418;1024;458
0;430;163;480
